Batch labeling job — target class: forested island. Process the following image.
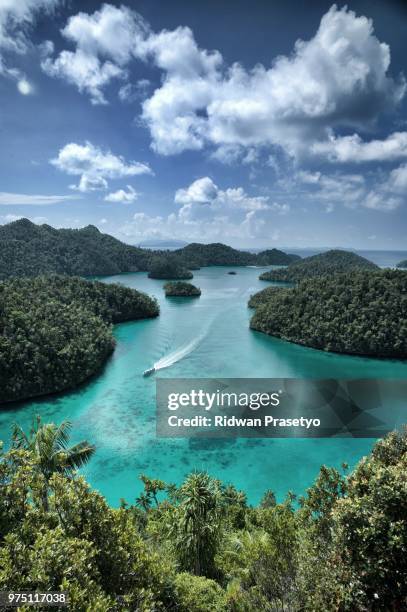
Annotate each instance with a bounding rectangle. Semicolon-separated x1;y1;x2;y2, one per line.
250;270;407;358
0;420;405;610
0;219;300;279
0;276;158;404
148;259;193;280
164;281;201;296
259;249;378;282
175;242;300;268
397;259;407;268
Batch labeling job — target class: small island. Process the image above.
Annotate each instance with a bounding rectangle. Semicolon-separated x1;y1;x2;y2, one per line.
259;249;378;282
164;281;201;297
148;258;193;280
397;259;407;268
250;270;407;358
0;276;159;404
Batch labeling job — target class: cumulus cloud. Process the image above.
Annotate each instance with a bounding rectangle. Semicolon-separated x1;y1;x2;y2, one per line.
51;142;152;192
41;4;147;104
311;131;407;162
175;177;273;215
119;177;288;242
104;185;138;203
0;0;59;93
174;177;219;205
0;192;79;206
140;4;405;156
296;166;406;212
44;4;404;159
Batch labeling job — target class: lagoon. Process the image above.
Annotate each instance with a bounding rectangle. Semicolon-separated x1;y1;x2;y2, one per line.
1;264;406;505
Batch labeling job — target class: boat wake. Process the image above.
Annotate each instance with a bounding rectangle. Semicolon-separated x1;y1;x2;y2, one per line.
143;333;206;376
155;334;205;371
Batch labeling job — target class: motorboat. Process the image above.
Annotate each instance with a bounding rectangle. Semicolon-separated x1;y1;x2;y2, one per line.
143;367;155;377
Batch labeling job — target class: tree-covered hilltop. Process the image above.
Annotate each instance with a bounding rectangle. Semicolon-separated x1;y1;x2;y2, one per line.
148;258;193;280
164;281;201;296
0;420;405;610
259;249;378;282
0;218;155;279
0;276;159;403
248;285;289;308
255;248;301;265
0;219;300;280
397;259;407;268
250;270;407;358
175;242;300;268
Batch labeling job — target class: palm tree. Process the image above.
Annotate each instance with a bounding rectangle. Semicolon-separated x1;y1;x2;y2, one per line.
170;471;224;576
12;416;95;511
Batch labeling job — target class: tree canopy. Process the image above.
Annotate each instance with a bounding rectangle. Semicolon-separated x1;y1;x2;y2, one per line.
0;219;300;279
0;422;405;610
164;281;201;296
259;249;378;282
0;275;159;403
250;269;407;358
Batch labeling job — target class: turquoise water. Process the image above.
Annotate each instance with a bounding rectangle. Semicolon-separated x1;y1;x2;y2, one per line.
1;266;406;505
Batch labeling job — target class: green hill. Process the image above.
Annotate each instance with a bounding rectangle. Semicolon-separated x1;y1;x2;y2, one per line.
0;219;299;279
259;249;378;282
148;258;193;280
397;259;407;269
0;218;155;279
250;270;407;358
164;281;201;296
175;242;299;268
0;276;158;403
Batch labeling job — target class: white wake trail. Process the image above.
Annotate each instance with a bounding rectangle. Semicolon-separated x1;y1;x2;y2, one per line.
153;333;205;372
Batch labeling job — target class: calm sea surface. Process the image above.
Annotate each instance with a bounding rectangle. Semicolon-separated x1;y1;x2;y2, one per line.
1;252;406;505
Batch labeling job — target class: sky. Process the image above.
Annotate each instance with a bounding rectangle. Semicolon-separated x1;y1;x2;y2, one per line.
0;0;407;249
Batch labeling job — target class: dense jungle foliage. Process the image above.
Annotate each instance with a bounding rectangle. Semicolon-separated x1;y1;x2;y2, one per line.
0;219;299;279
148;259;193;280
250;270;407;358
259;249;378;282
397;259;407;268
248;285;289;308
0;276;159;403
174;243;300;268
164;281;201;296
0;420;405;611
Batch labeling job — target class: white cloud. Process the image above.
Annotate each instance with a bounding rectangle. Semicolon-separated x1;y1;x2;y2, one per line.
0;192;79;206
51;141;152;192
140;4;405;156
16;78;33;95
119;177;287;242
118;79;150;103
388;163;407;192
311;131;407;162
99;217;108;224
41;4;146;105
104;185;138;203
0;0;59;93
175;177;219;205
46;4;405;159
42;49;123;105
175;177;272;214
295;165;406;212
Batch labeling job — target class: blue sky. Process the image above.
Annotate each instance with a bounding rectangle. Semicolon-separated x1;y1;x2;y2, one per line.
0;0;406;249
